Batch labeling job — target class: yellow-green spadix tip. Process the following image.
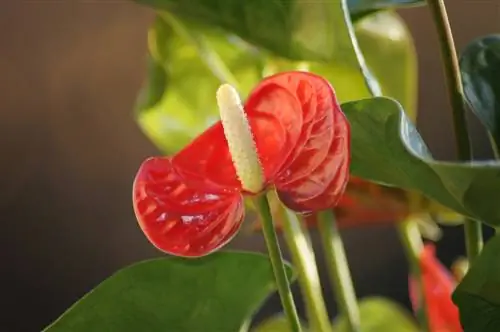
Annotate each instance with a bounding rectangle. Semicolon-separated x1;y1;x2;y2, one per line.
216;84;264;193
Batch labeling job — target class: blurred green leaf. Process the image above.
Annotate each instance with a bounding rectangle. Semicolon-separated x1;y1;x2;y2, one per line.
357;11;417;120
460;34;500;155
266;11;417;118
453;235;500;331
252;298;418;332
136;11;418;178
133;0;377;81
343;97;500;225
333;297;419;332
44;251;293;332
348;0;424;17
252;315;308;332
136;15;262;153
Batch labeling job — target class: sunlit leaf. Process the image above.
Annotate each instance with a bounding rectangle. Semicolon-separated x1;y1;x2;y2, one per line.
333;297;419;332
136;15;262;153
44;251;293;332
265;11;417;117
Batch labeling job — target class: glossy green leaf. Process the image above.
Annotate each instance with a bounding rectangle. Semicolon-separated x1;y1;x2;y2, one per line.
343;97;500;225
453;235;500;331
460;34;500;155
44;251;294;332
333;297;419;332
252;315;308;332
136;15;262;153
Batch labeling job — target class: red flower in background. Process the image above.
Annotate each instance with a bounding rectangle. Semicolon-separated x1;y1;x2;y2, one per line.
133;72;350;257
250;176;410;232
409;244;462;332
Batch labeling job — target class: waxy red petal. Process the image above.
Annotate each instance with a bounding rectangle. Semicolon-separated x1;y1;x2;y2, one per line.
133;71;350;256
172;123;240;192
245;71;350;212
133;157;244;257
245;80;304;180
409;244;462;332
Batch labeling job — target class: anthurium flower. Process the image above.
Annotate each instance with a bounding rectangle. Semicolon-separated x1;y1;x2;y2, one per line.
133;71;350;257
409;244;462;332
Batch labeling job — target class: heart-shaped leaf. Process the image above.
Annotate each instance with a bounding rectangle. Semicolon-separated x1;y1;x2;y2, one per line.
342;97;500;226
333;297;419;332
453;235;500;331
44;251;293;332
460;34;500;155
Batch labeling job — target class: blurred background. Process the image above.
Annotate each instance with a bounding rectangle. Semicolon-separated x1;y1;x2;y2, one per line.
0;1;498;331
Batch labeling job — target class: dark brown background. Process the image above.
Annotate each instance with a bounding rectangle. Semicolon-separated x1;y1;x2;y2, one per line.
0;1;498;331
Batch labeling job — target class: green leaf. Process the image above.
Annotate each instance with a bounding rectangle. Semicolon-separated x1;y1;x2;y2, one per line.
348;0;424;18
343;97;500;225
136;15;262;153
252;298;418;332
134;0;376;71
44;251;294;332
252;315;308;332
333;297;419;332
453;235;500;331
356;11;417;121
257;11;417;118
460;34;500;155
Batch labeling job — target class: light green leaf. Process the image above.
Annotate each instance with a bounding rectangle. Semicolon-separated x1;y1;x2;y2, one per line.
356;11;417;121
453;235;500;331
252;315;308;332
133;0;378;95
245;11;417;116
460;34;500;156
44;251;294;332
333;297;419;332
343;97;500;225
136;15;262;153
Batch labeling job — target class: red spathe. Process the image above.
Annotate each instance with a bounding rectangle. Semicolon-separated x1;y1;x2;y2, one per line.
133;71;350;257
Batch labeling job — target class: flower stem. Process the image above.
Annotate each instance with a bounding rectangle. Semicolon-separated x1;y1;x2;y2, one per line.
278;203;332;332
426;0;483;260
464;218;483;260
253;194;302;332
397;218;430;332
318;210;360;332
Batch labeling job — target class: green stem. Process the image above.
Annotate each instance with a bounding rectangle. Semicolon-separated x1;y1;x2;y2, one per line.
278;203;332;332
426;0;483;260
397;218;430;332
464;218;483;260
253;195;302;332
318;210;360;332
